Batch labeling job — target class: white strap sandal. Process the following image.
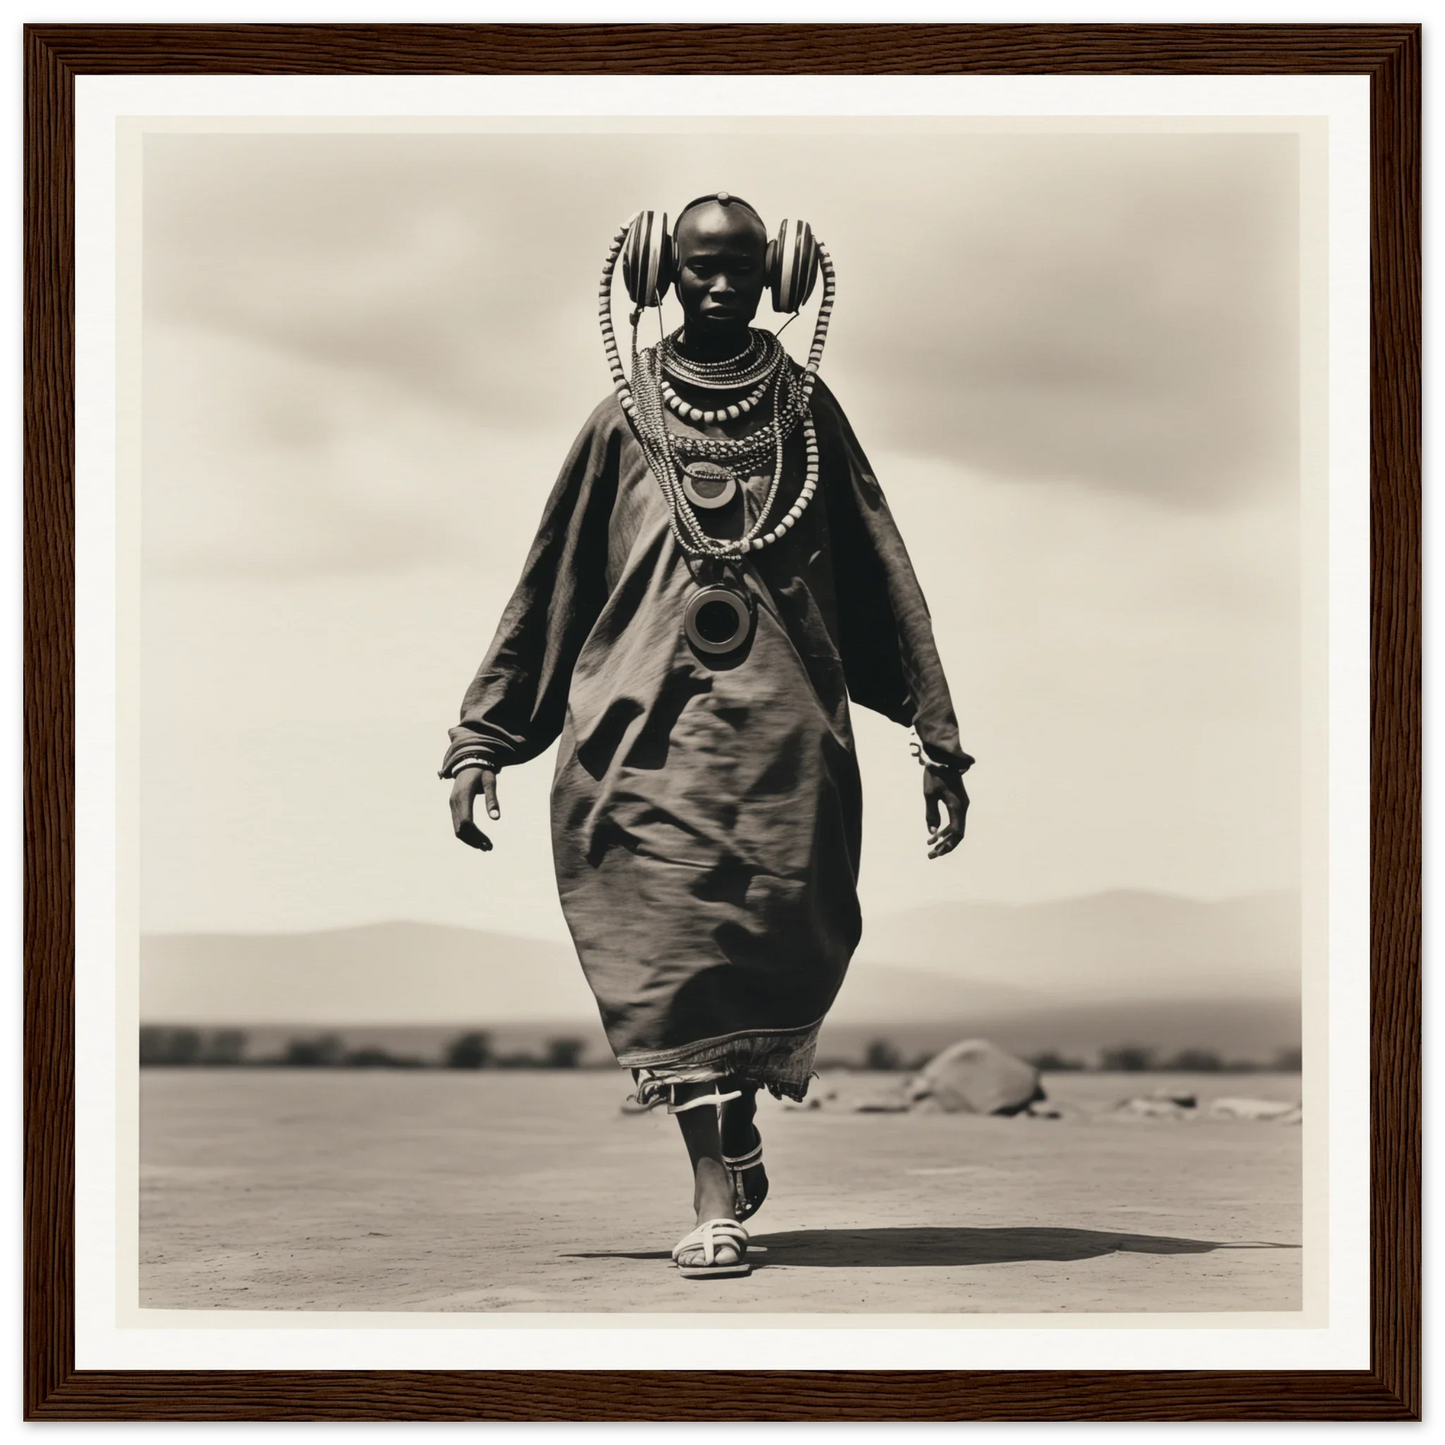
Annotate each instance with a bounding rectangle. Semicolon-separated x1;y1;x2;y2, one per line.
672;1218;753;1279
666;1087;742;1115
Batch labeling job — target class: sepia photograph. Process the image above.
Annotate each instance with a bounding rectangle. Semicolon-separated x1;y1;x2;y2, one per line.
128;114;1320;1319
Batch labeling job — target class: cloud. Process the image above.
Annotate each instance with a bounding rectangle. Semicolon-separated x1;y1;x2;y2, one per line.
142;129;1299;578
145;135;604;424
818;134;1299;507
142;319;568;578
135;127;1305;929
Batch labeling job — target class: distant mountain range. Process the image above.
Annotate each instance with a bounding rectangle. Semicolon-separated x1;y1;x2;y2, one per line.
142;890;1300;1032
852;890;1300;1004
142;922;595;1027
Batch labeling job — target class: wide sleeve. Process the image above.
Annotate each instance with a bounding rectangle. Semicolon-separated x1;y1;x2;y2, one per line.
813;378;974;774
438;399;623;778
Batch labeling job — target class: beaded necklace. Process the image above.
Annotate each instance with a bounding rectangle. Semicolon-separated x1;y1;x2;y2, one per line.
660;328;780;389
629;335;792;560
597;219;836;561
661;375;770;425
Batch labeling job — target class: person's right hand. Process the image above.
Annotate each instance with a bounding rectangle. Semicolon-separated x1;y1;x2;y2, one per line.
449;767;500;851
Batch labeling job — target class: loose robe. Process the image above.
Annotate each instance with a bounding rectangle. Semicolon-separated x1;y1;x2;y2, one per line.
442;370;972;1099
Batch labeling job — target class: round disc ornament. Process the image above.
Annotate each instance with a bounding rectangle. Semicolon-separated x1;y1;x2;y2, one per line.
684;586;751;655
681;461;738;511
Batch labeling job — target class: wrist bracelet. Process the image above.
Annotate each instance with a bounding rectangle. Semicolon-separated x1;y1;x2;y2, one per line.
451;757;498;777
908;727;926;767
910;727;965;775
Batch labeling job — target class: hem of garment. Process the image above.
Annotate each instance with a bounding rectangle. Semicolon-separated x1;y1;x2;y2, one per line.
621;1018;824;1106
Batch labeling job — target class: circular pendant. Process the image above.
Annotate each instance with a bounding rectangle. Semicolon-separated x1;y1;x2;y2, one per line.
681;461;738;511
684;586;751;655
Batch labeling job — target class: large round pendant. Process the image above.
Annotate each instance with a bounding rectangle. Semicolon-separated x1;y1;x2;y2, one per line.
684;586;751;655
681;461;738;511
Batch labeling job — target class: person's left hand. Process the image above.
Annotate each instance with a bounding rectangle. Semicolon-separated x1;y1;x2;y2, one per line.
923;766;969;859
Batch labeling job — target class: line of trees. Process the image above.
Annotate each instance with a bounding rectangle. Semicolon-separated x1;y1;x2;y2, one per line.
835;1039;1302;1074
138;1027;592;1069
139;1028;249;1067
1085;1044;1303;1073
139;1028;1304;1074
442;1032;585;1070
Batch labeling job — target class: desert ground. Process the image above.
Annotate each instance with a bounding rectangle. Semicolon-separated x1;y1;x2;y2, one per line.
140;1069;1301;1314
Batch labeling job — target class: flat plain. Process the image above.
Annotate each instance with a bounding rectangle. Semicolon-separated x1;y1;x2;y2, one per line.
139;1069;1302;1314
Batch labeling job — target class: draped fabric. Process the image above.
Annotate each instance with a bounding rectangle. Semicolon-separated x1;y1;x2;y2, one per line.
442;369;971;1099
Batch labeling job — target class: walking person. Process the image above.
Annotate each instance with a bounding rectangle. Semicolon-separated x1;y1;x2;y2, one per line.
443;193;971;1278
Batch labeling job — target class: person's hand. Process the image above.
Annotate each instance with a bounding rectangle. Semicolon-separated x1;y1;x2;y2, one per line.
449;767;500;851
923;765;968;859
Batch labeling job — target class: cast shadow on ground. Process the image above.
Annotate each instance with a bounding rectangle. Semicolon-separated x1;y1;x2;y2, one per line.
565;1226;1300;1268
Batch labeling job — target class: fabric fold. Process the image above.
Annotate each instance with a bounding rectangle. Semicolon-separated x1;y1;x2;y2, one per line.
444;365;970;1097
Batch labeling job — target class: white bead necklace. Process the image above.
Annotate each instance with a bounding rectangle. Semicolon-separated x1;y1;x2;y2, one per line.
661;376;771;425
634;340;818;560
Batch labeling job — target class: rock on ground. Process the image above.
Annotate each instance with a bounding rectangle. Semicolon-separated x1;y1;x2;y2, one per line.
909;1038;1044;1115
1208;1097;1301;1123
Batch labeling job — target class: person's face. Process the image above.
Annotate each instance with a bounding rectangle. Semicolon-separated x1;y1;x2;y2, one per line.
672;204;768;339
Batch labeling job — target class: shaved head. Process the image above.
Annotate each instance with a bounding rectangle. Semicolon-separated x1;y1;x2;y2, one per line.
670;193;770;354
673;196;768;254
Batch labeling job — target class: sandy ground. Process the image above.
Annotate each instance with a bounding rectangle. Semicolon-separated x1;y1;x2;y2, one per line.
140;1070;1301;1314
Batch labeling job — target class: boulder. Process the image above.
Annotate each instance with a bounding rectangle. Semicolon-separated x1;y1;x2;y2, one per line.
1149;1090;1198;1109
1208;1096;1300;1122
1110;1095;1194;1121
1024;1098;1068;1120
908;1039;1044;1115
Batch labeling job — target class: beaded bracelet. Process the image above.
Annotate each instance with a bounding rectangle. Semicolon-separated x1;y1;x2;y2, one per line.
450;757;498;777
909;729;965;775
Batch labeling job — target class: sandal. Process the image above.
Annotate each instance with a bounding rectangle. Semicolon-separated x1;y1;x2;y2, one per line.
666;1086;742;1115
723;1135;768;1223
672;1218;752;1279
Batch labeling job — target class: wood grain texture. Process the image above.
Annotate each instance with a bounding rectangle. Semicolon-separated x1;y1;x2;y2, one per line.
1365;21;1423;1425
24;21;77;1426
23;21;1421;1422
11;22;1430;75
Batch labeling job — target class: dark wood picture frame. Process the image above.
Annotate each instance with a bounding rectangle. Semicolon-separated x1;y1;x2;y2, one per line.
23;23;1420;1421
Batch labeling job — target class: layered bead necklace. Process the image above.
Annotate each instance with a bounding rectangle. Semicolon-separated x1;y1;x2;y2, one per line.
663;327;776;387
597;221;836;561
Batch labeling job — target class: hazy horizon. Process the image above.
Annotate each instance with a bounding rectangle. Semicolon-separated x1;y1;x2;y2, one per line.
139;890;1301;1030
138;882;1298;940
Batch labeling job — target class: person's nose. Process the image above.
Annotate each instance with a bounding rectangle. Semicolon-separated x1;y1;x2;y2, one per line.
709;271;736;298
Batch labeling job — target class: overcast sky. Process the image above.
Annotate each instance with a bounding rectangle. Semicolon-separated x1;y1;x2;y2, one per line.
139;126;1303;939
